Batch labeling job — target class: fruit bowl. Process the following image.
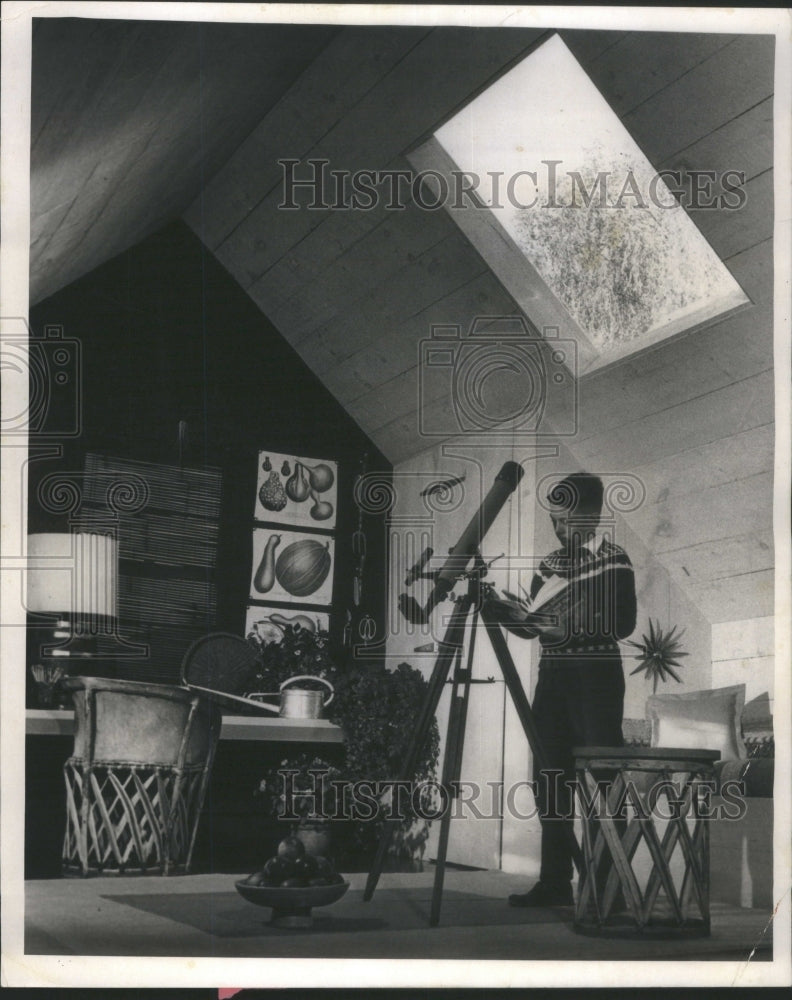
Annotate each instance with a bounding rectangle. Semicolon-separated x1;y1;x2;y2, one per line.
235;878;350;928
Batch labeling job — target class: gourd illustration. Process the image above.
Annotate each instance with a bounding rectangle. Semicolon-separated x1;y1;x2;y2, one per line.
249;620;284;645
267;612;317;633
262;456;272;472
253;534;281;593
259;471;287;512
309;488;333;521
304;462;335;494
275;538;331;597
281;460;291;477
285;461;310;503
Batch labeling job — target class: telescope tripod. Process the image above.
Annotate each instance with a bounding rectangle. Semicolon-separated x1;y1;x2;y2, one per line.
363;558;583;926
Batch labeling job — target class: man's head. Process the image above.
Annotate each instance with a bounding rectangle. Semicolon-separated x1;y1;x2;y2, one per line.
547;472;603;546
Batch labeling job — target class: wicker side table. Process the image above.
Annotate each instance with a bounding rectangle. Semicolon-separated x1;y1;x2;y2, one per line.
573;746;720;938
62;676;220;876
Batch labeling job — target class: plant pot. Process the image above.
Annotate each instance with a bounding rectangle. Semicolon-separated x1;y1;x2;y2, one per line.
295;819;332;857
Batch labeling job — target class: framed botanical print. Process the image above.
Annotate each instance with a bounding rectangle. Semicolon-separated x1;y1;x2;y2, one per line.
254;451;338;530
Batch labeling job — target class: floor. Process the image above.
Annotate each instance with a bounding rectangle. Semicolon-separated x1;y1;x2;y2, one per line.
25;868;773;962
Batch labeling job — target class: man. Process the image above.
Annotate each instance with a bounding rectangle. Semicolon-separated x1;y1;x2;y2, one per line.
491;471;637;907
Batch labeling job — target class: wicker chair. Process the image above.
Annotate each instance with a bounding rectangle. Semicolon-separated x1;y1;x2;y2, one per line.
62;676;220;876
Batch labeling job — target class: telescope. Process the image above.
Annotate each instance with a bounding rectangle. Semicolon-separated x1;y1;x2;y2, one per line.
398;461;524;625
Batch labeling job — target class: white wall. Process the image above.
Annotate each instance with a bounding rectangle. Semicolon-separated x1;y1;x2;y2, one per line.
711;616;774;711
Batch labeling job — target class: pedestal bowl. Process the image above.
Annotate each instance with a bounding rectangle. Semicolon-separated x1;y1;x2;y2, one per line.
235;878;350;928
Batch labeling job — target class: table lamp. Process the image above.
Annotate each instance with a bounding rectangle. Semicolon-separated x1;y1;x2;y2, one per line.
26;533;119;702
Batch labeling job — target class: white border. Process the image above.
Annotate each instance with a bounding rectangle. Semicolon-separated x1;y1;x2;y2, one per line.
2;2;790;989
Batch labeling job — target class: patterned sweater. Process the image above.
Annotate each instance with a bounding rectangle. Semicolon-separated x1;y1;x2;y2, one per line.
530;538;637;651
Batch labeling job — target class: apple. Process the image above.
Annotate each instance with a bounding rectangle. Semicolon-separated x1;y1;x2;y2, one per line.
277;836;306;861
308;875;331;887
312;856;333;877
263;856;291;884
293;855;318;879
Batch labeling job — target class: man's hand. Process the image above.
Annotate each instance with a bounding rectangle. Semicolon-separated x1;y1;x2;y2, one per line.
485;590;529;625
532;620;567;642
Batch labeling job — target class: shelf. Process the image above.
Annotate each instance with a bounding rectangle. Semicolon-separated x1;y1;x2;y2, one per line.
26;709;343;744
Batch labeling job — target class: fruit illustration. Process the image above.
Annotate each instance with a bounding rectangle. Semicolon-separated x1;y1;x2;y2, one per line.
304;462;335;494
253;534;281;593
262;456;272;472
281;460;291;476
248;620;284;645
275;538;331;597
268;612;317;633
285;461;310;503
259;470;287;512
309;488;333;521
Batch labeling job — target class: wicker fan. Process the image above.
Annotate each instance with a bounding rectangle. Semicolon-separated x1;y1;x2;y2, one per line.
181;632;269;713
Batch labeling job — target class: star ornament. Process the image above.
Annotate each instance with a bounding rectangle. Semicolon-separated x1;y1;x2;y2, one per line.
626;619;689;692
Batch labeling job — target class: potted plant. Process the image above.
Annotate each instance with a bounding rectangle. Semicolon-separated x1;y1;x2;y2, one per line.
250;649;440;871
246;620;340;708
327;661;441;870
256;751;345;857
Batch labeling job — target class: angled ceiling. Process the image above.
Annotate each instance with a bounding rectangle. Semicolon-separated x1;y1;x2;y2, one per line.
29;20;775;624
30;17;335;304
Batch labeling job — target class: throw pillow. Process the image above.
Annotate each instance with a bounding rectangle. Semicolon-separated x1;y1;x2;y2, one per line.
646;684;746;761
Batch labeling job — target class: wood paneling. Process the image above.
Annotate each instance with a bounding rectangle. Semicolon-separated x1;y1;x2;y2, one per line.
30;19;335;304
186;27;432;251
621;34;774;163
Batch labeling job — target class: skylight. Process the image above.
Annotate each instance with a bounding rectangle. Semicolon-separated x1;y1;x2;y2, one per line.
409;34;748;373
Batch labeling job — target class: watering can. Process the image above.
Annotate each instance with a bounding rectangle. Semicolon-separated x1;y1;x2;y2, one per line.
248;675;334;719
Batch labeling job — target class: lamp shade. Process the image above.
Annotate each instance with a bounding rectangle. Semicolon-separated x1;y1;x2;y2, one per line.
27;532;118;618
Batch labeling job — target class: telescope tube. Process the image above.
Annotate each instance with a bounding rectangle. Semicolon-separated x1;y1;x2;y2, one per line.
399;461;524;625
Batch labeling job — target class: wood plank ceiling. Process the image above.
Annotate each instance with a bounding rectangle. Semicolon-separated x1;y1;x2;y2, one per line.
29;21;775;624
29;17;335;303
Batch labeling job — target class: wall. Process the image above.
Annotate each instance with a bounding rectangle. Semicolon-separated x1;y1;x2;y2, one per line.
712;617;775;711
27;219;390;675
